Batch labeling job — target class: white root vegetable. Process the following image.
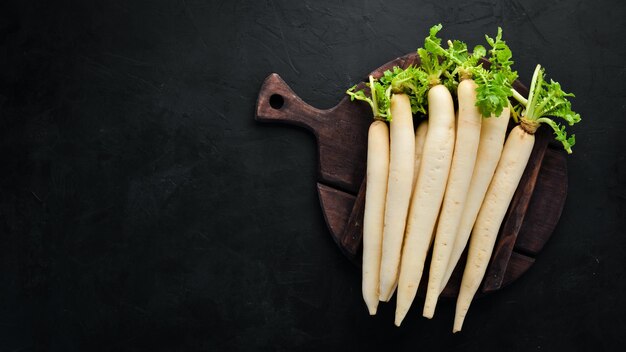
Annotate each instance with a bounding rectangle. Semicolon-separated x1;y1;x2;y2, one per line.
395;84;455;326
362;120;390;315
412;120;428;192
378;93;415;302
423;79;483;318
439;107;510;293
453;125;534;332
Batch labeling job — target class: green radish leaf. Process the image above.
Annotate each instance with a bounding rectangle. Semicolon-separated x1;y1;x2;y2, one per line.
424;24;444;55
485;27;517;82
346;80;391;121
537;118;577;154
442;69;459;97
524;65;581;153
389;65;429;115
415;25;513;117
473;67;512;117
419;24;453;86
470;27;518;117
472;45;486;59
346;66;429;120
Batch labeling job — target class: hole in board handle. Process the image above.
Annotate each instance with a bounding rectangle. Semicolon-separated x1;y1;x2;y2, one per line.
269;94;284;109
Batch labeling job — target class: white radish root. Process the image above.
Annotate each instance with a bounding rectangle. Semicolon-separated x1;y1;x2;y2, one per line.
362;120;390;315
378;93;415;302
412;120;428;192
453;125;534;333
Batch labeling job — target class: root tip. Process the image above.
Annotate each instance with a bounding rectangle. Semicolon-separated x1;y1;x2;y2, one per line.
395;310;407;327
453;317;465;333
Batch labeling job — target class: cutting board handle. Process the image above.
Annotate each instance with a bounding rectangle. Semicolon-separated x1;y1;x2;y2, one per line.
255;73;325;135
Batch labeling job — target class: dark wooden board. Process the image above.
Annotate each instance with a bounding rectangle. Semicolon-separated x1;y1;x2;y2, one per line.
255;52;568;298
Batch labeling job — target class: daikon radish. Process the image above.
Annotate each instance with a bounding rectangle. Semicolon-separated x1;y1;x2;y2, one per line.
412;120;428;191
361;120;390;315
347;75;391;313
395;24;456;326
378;93;415;301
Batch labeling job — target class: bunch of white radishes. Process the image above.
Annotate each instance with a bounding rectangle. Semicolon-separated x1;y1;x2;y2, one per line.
347;24;581;332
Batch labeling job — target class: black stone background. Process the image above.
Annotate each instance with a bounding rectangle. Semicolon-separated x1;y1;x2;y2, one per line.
1;0;625;351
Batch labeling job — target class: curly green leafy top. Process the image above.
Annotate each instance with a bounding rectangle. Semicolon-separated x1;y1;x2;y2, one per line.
419;25;517;118
472;64;513;118
346;66;428;121
346;26;581;153
419;24;457;88
443;39;486;79
383;66;429;115
347;25;518;120
347;75;390;121
476;27;518;117
485;27;516;77
512;64;581;153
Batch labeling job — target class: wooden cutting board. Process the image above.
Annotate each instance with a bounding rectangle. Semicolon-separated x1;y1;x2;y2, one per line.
255;52;567;298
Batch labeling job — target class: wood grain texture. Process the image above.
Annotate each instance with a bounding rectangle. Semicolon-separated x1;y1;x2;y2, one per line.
514;147;568;256
256;73;371;194
255;52;568;297
317;183;354;249
341;178;366;257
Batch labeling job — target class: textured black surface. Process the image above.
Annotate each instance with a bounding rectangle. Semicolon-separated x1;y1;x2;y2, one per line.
1;0;625;351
